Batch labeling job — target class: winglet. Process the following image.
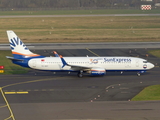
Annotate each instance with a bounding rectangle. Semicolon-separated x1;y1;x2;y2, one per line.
53;51;59;57
59;55;68;68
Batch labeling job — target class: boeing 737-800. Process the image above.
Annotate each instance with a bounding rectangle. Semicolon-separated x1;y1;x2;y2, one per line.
6;30;154;77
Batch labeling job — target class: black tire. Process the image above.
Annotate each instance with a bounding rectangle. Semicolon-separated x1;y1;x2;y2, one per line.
77;73;83;78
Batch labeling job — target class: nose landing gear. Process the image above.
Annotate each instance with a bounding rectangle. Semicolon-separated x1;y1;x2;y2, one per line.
137;72;141;76
137;71;145;76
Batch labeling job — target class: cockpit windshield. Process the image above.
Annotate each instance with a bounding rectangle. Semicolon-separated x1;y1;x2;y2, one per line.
143;61;148;63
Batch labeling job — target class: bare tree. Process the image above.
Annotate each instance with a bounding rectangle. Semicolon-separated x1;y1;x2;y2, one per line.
0;0;145;8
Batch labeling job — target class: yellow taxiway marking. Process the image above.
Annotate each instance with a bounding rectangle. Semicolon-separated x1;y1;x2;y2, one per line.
1;77;61;89
0;87;16;120
86;48;100;57
5;91;28;94
0;105;7;108
17;91;28;94
4;92;16;94
0;76;67;120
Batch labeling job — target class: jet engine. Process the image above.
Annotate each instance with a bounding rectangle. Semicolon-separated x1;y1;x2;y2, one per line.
87;68;106;76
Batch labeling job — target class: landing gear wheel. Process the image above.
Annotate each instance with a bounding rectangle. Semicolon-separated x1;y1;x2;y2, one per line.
77;71;83;78
78;73;83;78
137;72;141;76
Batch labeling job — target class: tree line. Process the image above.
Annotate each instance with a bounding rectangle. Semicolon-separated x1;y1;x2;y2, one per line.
0;0;157;8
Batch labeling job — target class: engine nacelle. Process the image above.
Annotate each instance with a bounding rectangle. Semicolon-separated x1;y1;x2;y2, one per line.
139;70;146;73
88;68;106;76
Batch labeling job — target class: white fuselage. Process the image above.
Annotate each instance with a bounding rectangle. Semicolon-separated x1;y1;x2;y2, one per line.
28;56;154;72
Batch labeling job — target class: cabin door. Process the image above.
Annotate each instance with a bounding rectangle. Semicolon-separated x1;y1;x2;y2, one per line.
136;59;139;67
32;60;36;68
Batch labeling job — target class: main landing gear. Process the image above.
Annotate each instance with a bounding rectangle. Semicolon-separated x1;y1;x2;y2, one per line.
77;70;83;78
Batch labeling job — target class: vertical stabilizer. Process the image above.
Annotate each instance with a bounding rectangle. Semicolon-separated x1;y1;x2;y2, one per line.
7;30;40;58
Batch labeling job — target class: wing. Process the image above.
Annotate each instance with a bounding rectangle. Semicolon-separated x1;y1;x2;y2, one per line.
59;55;91;70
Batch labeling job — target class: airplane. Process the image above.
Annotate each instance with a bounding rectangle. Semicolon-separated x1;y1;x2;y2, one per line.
6;30;154;77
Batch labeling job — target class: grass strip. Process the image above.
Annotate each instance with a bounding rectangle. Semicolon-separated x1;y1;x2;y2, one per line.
132;85;160;101
148;49;160;58
0;51;28;74
1;16;160;43
0;9;160;16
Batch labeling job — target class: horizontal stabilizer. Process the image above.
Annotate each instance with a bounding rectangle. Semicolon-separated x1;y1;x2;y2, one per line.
6;56;24;61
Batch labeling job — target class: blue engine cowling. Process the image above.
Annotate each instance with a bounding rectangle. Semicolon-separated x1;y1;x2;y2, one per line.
139;70;146;73
89;68;106;76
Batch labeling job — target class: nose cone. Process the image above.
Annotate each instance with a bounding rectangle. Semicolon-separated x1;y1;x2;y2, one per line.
148;62;155;69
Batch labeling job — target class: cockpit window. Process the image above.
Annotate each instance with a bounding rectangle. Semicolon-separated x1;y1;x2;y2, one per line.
143;61;147;63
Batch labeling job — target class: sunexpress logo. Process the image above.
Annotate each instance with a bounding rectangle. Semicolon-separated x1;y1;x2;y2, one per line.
90;58;103;64
90;59;98;64
104;58;131;63
10;37;28;50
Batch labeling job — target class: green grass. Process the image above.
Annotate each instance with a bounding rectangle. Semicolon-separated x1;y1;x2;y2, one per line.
132;49;160;101
0;51;28;74
148;49;160;58
1;16;160;43
0;9;160;16
132;50;160;101
132;85;160;101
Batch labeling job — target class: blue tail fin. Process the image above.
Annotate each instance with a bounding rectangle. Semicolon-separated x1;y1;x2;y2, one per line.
7;30;43;59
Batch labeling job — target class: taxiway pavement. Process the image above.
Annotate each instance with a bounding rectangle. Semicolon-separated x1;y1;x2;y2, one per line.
0;48;160;120
0;14;160;18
